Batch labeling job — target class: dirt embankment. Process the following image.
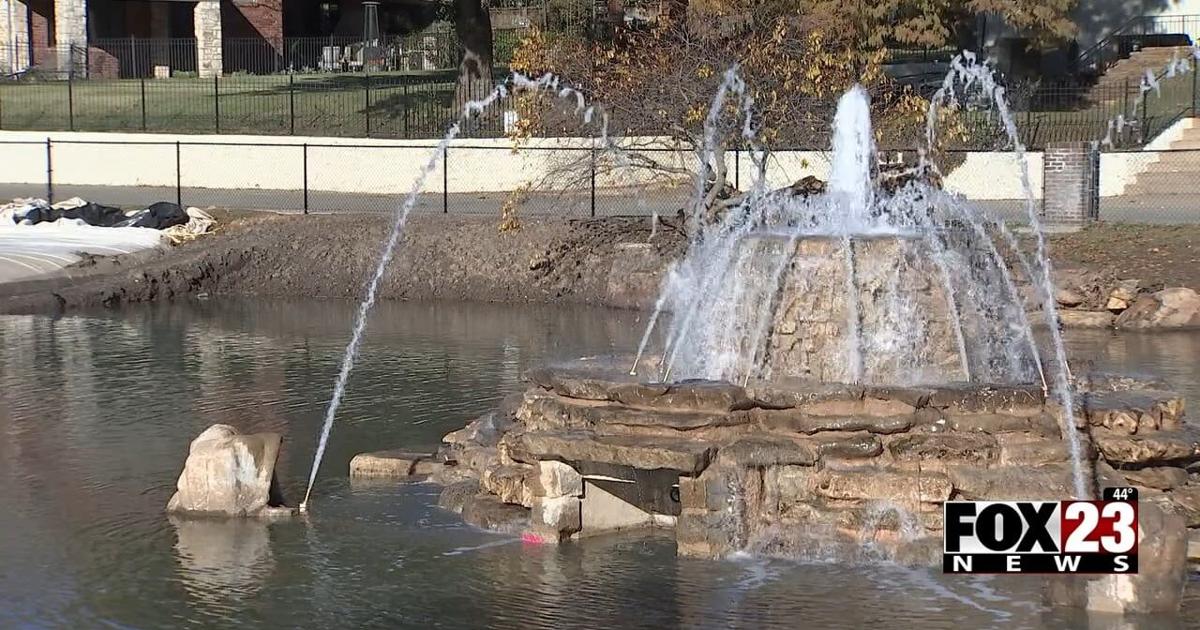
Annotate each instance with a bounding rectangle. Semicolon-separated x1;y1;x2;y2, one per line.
0;211;687;315
2;213;1197;319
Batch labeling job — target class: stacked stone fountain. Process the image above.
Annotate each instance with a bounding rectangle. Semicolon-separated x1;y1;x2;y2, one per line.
395;83;1200;614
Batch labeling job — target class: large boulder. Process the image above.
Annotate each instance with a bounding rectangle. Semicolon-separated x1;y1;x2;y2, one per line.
167;424;292;517
1115;288;1200;330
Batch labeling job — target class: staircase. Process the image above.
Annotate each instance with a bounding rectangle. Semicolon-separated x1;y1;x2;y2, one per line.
1088;46;1193;103
1122;120;1200;195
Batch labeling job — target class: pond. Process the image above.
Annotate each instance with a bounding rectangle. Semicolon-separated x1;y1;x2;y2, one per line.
1;300;1197;629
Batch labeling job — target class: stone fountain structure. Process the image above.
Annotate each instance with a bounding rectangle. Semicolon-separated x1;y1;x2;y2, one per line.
352;82;1200;614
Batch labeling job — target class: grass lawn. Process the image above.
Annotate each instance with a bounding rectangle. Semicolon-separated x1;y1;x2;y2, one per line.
0;71;506;139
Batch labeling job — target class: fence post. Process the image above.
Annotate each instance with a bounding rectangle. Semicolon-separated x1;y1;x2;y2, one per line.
442;144;448;213
213;74;220;133
140;76;148;131
302;143;309;214
403;83;410;139
67;71;75;131
1140;89;1149;144
289;73;296;135
364;73;371;137
175;141;182;207
590;142;597;218
45;138;53;204
1192;65;1198;118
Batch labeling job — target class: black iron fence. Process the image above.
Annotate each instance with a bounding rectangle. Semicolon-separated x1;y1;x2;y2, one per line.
2;69;1197;147
2;138;1199;224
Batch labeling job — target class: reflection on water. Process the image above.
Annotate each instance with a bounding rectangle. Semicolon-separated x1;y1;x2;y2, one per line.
0;300;1198;628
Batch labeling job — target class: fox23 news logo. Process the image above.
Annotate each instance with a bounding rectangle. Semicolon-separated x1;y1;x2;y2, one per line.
943;487;1138;574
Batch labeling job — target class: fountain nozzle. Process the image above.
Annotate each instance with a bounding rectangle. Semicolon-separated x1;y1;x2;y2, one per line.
298;502;309;514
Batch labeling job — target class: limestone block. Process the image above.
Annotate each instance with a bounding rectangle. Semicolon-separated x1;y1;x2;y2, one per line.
1058;310;1114;328
814;468;952;504
751;407;914;435
947;464;1073;501
1045;502;1187;614
530;496;581;540
349;450;440;477
714;436;818;468
1092;428;1200;466
531;460;583;498
481;463;535;507
517;430;715;474
1122;466;1189;491
166;424;289;517
887;432;998;464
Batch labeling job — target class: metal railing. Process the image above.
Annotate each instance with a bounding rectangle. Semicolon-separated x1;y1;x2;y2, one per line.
1076;14;1200;76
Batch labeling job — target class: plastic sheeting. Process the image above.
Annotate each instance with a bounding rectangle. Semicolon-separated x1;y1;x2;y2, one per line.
0;197;216;284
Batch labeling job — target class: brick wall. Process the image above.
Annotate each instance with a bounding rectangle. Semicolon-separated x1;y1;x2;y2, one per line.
1042;142;1099;227
223;0;282;45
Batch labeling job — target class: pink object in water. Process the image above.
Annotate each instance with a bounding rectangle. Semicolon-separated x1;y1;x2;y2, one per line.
521;532;546;544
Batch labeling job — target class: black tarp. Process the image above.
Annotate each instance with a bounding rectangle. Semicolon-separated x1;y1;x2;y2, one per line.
13;201;189;230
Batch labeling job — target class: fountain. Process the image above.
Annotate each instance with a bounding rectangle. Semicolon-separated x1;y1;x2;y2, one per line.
407;59;1198;614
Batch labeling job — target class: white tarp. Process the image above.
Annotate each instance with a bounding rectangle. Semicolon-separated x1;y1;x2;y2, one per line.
0;198;213;284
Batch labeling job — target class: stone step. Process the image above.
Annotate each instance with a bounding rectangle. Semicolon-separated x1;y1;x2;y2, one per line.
1082;389;1185;433
517;430;716;474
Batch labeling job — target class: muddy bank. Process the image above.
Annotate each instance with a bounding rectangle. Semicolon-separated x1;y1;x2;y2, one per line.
3;213;1199;330
0;212;685;315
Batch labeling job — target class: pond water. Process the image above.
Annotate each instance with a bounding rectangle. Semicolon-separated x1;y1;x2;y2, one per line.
1;300;1198;629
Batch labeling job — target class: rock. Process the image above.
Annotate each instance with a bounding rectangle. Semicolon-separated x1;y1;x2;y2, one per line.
947;465;1074;500
525;367;632;401
1168;485;1200;527
607;380;755;413
1045;502;1187;614
530;460;583;498
1115;288;1200;330
518;390;744;432
944;412;1060;435
814;468;952;504
480;463;535;507
349;450;440;478
1058;310;1114;328
518;430;715;474
451;445;500;474
1092;428;1200;466
437;479;481;514
442;409;513;448
744;380;864;409
715;436;818;468
460;493;530;534
1105;296;1130;311
529;496;581;541
995;433;1073;466
888;433;998;464
1122;467;1189;490
927;385;1044;413
1055;287;1085;307
1083;390;1185;432
751;408;913;435
166;424;290;517
863;386;936;409
813;432;883;460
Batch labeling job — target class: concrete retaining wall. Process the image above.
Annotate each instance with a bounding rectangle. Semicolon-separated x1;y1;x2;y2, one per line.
0;129;1178;200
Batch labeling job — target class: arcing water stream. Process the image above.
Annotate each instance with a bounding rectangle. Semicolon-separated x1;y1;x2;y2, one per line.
299;74;618;510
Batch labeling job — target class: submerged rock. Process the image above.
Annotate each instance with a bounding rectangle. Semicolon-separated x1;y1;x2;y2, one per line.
167;424;292;517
